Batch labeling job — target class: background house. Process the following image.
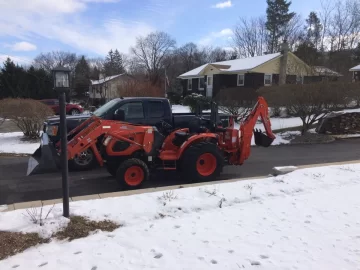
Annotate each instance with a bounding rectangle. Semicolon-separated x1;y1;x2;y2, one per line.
350;65;360;82
89;73;131;105
178;42;339;99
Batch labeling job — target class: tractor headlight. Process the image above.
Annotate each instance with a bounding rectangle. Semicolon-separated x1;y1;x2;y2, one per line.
103;136;112;146
46;125;58;136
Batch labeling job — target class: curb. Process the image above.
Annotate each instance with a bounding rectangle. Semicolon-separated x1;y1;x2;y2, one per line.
1;160;360;213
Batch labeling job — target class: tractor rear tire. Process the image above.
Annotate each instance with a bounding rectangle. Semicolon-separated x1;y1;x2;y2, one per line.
116;158;149;190
180;141;223;183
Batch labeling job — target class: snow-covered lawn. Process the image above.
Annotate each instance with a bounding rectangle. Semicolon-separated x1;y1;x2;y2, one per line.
1;163;360;269
0;132;40;154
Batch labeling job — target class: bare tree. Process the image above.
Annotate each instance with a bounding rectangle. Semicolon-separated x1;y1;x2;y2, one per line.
176;43;208;71
131;31;176;85
328;0;360;51
33;51;78;72
232;16;268;57
283;14;304;51
319;0;335;51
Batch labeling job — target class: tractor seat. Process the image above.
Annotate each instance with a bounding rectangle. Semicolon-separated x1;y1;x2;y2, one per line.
172;131;189;147
175;131;189;138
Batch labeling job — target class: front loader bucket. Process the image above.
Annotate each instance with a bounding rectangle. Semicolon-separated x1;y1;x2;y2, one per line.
254;129;274;148
27;134;60;176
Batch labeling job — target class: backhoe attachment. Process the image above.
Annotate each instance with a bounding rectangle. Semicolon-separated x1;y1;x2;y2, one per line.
253;128;273;147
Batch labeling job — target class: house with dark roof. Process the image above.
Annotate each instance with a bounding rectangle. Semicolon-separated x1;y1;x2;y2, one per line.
178;41;334;98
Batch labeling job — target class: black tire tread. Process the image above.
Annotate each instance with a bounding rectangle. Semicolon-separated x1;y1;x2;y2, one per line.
180;141;223;183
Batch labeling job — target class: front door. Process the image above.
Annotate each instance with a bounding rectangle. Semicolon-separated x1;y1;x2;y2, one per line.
206;76;213;97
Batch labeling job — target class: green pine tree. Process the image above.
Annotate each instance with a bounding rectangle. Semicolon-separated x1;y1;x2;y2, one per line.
306;12;322;49
104;49;115;76
74;56;91;97
113;49;125;74
266;0;295;53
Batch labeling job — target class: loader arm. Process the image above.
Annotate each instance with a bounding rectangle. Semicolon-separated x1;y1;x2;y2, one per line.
238;96;276;165
64;118;153;167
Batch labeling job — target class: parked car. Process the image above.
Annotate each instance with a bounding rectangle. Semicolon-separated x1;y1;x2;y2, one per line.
40;99;84;115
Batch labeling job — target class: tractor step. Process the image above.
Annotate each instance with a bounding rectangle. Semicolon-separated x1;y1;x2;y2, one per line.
159;150;177;161
162;160;177;170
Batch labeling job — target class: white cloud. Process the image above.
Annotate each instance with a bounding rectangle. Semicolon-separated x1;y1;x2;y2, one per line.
9;42;37;51
0;54;33;66
211;1;232;9
0;0;152;55
198;28;234;46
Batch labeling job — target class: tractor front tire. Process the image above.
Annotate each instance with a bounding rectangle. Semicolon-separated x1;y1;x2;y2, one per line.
180;141;223;183
116;158;149;190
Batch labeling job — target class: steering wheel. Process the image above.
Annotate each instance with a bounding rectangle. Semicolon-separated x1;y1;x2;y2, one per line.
157;120;173;135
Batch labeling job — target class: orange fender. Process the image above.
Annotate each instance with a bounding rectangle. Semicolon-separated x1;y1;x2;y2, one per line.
176;133;218;159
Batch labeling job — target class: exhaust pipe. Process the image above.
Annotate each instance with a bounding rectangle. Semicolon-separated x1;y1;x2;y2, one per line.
27;133;60;176
253;129;274;148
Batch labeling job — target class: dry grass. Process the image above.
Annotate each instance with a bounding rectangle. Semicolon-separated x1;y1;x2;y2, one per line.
0;216;121;261
0;231;48;260
54;216;121;241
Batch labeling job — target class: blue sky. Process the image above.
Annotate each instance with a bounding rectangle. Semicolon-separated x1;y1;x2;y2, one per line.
0;0;322;65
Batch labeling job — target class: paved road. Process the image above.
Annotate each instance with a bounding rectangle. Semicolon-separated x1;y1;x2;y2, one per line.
1;138;360;205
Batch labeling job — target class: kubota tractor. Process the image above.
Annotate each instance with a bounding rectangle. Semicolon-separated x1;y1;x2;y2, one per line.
28;96;275;189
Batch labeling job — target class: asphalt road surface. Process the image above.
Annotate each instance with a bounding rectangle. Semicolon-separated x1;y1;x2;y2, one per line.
1;138;360;205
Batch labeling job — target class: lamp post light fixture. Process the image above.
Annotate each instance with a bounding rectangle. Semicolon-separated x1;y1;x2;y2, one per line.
52;66;71;218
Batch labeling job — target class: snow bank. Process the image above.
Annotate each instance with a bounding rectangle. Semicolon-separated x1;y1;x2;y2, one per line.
0;132;40;154
1;164;360;269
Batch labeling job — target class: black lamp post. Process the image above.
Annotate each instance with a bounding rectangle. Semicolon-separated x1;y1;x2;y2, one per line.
52;66;71;218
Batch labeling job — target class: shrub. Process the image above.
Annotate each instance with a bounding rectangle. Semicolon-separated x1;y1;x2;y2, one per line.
167;91;183;105
214;88;256;122
257;81;354;134
182;93;211;113
348;82;360;107
0;98;54;139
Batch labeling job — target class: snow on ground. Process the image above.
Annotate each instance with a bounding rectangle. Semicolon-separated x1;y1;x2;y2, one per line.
0;132;40;154
1;164;360;269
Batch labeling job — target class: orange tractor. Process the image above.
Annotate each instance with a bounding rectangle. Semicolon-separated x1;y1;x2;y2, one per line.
31;97;275;189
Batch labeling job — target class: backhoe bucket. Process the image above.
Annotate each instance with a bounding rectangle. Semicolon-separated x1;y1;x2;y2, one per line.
27;134;59;176
254;129;274;148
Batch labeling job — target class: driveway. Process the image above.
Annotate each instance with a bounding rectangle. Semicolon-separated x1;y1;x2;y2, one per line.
1;138;360;205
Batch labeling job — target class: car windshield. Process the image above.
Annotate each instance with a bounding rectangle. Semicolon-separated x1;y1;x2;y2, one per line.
92;99;118;117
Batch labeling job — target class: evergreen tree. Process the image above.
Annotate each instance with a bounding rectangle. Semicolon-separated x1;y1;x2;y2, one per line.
104;49;114;76
104;49;125;76
266;0;295;53
354;43;360;63
74;56;91;97
305;12;322;49
113;49;125;74
0;58;28;98
294;41;321;66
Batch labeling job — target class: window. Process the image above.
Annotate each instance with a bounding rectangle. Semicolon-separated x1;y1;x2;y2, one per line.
207;76;213;86
264;74;272;86
296;75;304;84
188;79;192;91
199;77;205;90
237;74;245;86
118;102;144;119
149;101;165;118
